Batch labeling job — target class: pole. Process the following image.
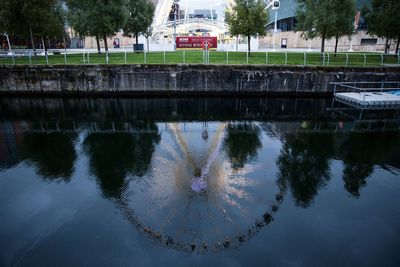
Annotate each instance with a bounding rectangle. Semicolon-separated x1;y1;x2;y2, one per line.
273;10;277;51
173;3;177;51
5;34;12;54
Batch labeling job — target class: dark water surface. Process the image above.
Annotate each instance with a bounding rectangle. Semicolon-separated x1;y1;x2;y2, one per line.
1;97;400;267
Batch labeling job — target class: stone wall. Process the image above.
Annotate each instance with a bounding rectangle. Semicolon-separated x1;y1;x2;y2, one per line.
1;64;399;96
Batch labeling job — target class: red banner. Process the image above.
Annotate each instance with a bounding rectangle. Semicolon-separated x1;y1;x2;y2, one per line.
176;36;217;50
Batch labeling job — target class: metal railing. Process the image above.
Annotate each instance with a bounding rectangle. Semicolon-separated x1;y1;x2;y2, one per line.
1;49;400;67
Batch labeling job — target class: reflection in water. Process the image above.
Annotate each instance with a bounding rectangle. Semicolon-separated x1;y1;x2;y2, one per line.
339;132;400;197
224;122;262;170
19;132;77;181
83;122;160;198
1;98;400;261
277;132;334;208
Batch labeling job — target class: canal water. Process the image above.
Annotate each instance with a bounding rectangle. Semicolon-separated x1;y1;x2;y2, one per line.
0;98;399;266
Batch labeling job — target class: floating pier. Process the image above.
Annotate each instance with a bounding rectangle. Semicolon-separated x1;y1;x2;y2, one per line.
332;82;400;108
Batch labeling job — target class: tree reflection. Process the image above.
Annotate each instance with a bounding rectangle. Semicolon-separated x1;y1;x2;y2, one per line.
83;122;160;199
19;133;77;181
277;132;334;208
223;122;262;169
339;132;400;197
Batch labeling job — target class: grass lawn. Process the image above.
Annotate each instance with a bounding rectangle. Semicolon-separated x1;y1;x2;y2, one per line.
0;51;399;67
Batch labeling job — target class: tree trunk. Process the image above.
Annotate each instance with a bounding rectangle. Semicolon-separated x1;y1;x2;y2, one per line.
28;24;36;55
385;38;389;54
103;34;108;52
96;35;101;54
321;32;326;53
395;35;400;56
334;35;339;57
247;35;251;52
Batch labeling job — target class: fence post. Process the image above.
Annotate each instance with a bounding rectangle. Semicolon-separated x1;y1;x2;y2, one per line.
11;52;15;65
304;52;306;66
327;53;330;66
246;51;249;64
45;51;48;64
144;50;147;64
322;52;325;66
29;51;32;65
183;50;185;64
284;51;287;65
345;53;348;67
363;53;366;67
163;50;166;64
106;51;109;64
124;50;127;64
87;52;90;64
83;52;86;64
380;54;384;65
64;50;67;64
265;52;268;65
226;51;229;64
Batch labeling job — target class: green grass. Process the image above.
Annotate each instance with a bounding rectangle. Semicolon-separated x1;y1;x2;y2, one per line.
0;51;399;67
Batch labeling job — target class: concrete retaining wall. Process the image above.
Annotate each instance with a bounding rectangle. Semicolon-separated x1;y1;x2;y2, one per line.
1;64;400;96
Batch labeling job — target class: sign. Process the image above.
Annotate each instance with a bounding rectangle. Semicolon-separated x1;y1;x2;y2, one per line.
176;36;217;50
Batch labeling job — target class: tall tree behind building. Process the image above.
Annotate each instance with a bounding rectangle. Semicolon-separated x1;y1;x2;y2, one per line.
363;0;400;54
225;0;268;52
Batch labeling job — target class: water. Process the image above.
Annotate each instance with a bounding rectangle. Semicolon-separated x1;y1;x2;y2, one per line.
0;97;400;266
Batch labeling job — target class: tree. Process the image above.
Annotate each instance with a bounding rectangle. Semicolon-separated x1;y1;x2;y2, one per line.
0;0;66;53
364;0;400;54
225;0;268;52
331;0;355;55
67;0;127;53
123;0;155;48
296;0;355;53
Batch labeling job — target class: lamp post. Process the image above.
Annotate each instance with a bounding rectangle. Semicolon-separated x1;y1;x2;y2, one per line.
173;0;179;51
271;0;280;51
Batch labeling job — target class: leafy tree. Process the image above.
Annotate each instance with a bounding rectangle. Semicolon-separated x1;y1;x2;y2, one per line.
67;0;128;53
296;0;355;53
0;0;66;52
123;0;155;47
331;0;355;55
225;0;268;52
363;0;400;54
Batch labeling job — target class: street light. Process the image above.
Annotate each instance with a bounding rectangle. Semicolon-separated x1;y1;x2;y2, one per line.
173;0;179;51
271;0;280;51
